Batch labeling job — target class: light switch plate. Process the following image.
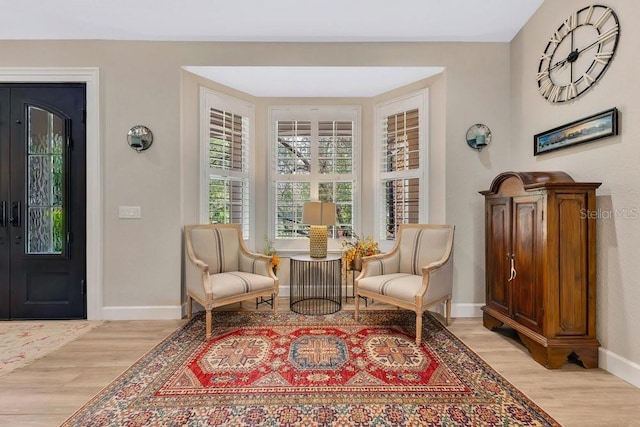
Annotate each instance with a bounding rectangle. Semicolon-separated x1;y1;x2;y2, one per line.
119;206;141;219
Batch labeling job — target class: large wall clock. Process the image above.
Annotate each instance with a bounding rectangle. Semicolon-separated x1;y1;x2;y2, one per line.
537;5;619;103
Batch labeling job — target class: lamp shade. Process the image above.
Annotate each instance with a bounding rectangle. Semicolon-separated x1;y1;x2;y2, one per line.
302;201;336;226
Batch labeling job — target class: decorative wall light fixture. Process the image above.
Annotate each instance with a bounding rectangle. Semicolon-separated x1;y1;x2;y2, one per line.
127;125;154;152
466;123;492;151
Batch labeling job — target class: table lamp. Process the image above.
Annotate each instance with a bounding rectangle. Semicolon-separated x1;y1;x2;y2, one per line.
302;201;336;258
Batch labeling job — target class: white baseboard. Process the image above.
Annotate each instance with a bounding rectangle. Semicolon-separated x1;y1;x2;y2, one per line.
451;303;484;318
102;306;183;320
599;347;640;389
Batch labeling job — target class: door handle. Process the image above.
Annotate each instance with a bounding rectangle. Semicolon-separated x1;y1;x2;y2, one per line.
508;254;517;282
10;201;21;227
0;201;6;227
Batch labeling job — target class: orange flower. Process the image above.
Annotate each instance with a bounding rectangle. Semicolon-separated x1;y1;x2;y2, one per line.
263;236;279;272
341;234;380;265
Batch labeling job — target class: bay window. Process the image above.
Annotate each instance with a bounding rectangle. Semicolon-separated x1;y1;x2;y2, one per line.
270;107;360;247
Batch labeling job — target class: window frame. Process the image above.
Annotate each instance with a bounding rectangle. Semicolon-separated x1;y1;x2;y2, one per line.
268;105;361;253
374;89;429;250
199;87;256;247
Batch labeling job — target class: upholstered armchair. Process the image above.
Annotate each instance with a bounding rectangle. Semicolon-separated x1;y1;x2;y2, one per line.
354;224;455;345
184;224;279;340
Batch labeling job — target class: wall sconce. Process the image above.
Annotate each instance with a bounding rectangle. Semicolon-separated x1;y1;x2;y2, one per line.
466;124;492;151
302;201;336;258
127;125;153;152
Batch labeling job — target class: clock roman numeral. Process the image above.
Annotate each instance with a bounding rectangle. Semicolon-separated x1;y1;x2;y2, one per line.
583;73;595;85
597;25;619;44
583;5;595;25
594;8;613;30
549;85;561;103
563;13;577;34
594;51;613;65
538;79;553;98
537;71;549;82
566;83;577;100
549;33;562;47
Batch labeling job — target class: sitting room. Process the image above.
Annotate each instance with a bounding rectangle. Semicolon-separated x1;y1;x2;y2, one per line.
1;0;640;425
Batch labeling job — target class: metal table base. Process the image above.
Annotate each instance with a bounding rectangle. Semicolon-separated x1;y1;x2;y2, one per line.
289;255;342;315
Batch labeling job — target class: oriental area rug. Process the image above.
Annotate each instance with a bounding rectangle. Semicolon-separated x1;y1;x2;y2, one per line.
62;311;559;426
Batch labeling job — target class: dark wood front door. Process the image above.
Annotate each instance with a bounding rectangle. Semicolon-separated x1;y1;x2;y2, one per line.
0;84;86;319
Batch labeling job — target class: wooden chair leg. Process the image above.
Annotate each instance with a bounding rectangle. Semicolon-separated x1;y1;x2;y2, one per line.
205;309;212;340
445;297;451;326
416;311;423;345
354;289;360;321
273;294;279;317
187;295;193;319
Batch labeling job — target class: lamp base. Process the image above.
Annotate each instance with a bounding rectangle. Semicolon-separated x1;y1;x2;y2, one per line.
309;225;328;258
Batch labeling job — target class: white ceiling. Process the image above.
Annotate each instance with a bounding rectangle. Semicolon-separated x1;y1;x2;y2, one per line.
2;0;543;97
184;66;446;97
1;0;542;42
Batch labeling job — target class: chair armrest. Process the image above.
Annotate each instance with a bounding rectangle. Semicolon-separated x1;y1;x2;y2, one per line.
184;244;213;298
190;258;209;273
420;240;454;275
416;248;454;304
184;238;210;274
239;251;275;278
359;250;400;278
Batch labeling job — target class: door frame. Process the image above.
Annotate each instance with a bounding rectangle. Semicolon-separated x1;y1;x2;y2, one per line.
0;68;102;320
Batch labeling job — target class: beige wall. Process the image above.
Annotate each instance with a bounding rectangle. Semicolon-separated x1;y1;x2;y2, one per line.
510;0;640;367
0;40;510;317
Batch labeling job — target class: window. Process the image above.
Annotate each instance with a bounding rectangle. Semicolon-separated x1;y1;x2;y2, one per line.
201;89;254;239
270;107;359;245
375;90;428;240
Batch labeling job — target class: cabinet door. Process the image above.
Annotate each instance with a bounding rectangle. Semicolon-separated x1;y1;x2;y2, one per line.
485;197;512;317
512;195;543;333
555;192;591;337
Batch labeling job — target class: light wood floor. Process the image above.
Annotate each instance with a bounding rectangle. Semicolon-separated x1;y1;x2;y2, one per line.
1;299;639;427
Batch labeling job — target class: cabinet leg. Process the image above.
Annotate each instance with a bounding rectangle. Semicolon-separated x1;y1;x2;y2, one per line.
571;346;599;369
482;312;503;330
517;333;599;369
518;333;566;369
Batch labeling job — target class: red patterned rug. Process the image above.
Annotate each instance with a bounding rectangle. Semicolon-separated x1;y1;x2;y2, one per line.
62;311;559;426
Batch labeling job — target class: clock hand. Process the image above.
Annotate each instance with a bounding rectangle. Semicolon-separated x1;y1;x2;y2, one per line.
549;39;603;72
576;39;601;55
548;53;572;72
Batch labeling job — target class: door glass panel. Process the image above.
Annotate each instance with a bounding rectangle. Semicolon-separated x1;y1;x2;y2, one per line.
26;106;65;255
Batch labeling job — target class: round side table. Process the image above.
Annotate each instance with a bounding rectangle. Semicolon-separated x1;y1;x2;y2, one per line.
289;255;342;315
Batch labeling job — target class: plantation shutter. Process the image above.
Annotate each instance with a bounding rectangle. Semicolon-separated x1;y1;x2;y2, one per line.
380;108;421;239
208;107;250;237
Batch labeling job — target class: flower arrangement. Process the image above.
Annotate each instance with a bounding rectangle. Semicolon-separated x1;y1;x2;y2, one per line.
263;236;280;273
341;234;381;270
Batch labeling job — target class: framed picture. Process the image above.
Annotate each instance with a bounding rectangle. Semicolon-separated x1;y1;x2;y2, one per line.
534;108;619;155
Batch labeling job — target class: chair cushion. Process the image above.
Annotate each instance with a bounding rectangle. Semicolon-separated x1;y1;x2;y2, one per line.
209;271;274;299
358;273;420;303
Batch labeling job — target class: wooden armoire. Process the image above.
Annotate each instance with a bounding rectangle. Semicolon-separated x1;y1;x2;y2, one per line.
480;171;600;368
